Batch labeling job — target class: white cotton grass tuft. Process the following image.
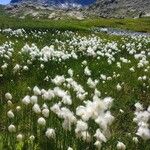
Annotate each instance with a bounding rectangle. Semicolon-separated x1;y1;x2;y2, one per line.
23;66;28;71
75;120;88;133
67;147;73;150
94;140;102;150
13;64;20;73
134;102;150;140
16;106;21;111
32;104;41;114
103;97;113;109
7;100;13;107
17;134;23;142
33;86;41;95
37;117;46;126
94;129;107;143
45;128;56;139
134;102;143;112
68;68;73;77
42;108;50;118
116;141;126;150
116;83;122;91
8;124;16;133
94;89;101;97
132;137;138;144
7;110;14;118
5;92;12;100
136;123;150;140
1;63;8;70
87;78;99;88
81;131;91;142
30;95;38;104
29;135;35;141
52;75;65;85
84;66;91;76
22;95;30;105
76;95;114;145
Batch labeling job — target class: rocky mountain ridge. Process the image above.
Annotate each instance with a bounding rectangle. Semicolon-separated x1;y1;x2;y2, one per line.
87;0;150;18
5;0;150;18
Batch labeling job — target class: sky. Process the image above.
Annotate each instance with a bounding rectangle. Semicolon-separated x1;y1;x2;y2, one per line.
0;0;95;5
0;0;10;5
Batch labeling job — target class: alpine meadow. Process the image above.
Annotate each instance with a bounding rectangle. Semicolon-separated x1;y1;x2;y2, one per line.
0;1;150;150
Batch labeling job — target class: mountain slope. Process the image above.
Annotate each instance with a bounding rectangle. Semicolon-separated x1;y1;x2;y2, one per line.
87;0;150;18
9;0;150;18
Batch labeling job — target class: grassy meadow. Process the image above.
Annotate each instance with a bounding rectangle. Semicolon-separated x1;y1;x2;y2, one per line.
0;7;150;150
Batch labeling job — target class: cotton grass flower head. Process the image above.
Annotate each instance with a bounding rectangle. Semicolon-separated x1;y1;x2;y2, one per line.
116;141;126;150
94;140;102;150
37;117;46;126
42;108;50;118
45;128;56;139
22;95;30;105
94;129;107;143
50;103;61;114
52;75;65;85
134;102;143;112
7;100;13;107
136;123;150;140
23;66;28;71
132;137;138;144
7;110;14;118
33;86;41;95
103;97;113;109
16;106;21;111
33;104;41;114
87;78;99;88
94;89;101;97
8;124;16;133
134;102;150;140
1;63;8;70
5;92;12;100
75;120;88;133
116;83;122;91
30;95;38;104
17;134;23;142
29;135;35;141
84;66;91;76
68;68;73;77
67;147;73;150
13;64;20;73
81;131;91;142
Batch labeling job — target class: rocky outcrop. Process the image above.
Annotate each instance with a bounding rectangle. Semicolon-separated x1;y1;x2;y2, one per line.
5;3;86;20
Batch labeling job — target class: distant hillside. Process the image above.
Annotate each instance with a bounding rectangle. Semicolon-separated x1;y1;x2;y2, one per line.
87;0;150;18
7;0;150;18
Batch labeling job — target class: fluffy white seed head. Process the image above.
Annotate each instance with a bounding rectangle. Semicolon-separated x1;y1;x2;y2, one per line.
7;110;14;118
33;86;41;95
29;135;35;141
42;108;50;118
5;93;12;100
17;134;23;142
8;124;16;133
37;117;46;126
22;95;30;105
45;128;56;139
30;95;38;104
33;104;41;114
116;141;126;150
132;137;138;144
